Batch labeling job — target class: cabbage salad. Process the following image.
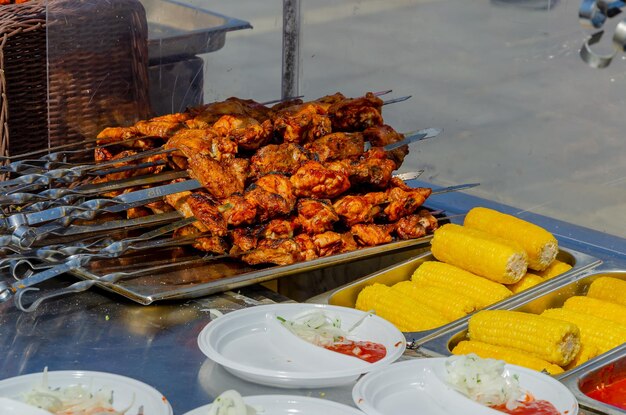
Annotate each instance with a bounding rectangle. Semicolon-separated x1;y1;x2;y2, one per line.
206;390;259;415
444;354;524;410
22;368;132;415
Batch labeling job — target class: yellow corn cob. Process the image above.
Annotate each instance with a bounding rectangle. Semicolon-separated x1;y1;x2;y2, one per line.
464;207;558;271
430;223;528;284
564;296;626;327
541;307;626;354
586;277;626;307
507;273;544;294
452;340;564;375
411;261;512;308
391;281;477;322
564;343;601;371
468;309;580;366
537;259;572;280
355;283;447;332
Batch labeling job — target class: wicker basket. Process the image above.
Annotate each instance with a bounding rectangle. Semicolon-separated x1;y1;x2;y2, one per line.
0;0;151;160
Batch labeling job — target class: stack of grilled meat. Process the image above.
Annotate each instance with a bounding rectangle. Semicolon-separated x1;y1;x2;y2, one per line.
92;92;438;266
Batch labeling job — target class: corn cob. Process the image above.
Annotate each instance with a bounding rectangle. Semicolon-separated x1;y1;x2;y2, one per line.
411;261;513;308
355;283;447;332
586;277;626;307
391;281;477;322
452;340;564;375
541;307;626;354
537;259;572;280
468;309;580;366
564;296;626;327
464;207;558;271
565;343;601;370
430;223;528;284
507;273;544;294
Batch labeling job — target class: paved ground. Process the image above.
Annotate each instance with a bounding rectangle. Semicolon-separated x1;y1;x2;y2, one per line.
167;0;626;238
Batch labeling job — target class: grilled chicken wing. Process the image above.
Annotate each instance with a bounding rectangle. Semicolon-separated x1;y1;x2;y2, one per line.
290;161;351;199
294;233;319;260
296;198;339;235
219;194;257;227
273;103;332;144
363;124;408;169
245;174;296;222
230;227;260;254
173;225;228;254
333;194;383;227
241;238;303;265
260;218;298;239
164;128;237;169
187;155;249;199
213;114;273;151
186;192;228;237
250;143;312;178
350;223;394;246
304;132;364;162
383;185;432;222
328;92;383;132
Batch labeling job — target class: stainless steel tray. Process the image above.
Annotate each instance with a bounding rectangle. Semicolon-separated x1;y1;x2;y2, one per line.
144;0;252;61
68;236;434;305
306;247;601;344
560;343;626;415
419;268;626;378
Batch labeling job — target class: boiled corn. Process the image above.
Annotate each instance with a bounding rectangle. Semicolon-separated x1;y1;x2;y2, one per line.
468;309;580;366
564;296;626;327
541;307;626;354
565;343;601;370
586;277;626;307
452;340;564;375
411;261;512;308
464;207;558;271
355;283;447;332
430;223;528;284
392;280;476;322
507;273;544;294
537;259;572;280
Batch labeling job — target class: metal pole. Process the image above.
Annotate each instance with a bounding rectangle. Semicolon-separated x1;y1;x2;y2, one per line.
282;0;301;100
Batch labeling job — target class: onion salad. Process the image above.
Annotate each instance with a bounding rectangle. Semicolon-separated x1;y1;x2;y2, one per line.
206;390;259;415
444;354;524;411
22;367;133;415
276;309;364;347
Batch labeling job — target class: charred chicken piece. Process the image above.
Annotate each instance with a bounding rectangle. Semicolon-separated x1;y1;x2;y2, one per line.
260;218;298;240
134;114;186;138
219;194;257;227
415;208;439;232
213;114;273;151
313;92;347;111
223;97;274;122
351;223;395;246
245;174;296;222
241;238;303;265
294;233;320;261
186;192;228;237
270;97;304;112
187;154;249;199
345;148;396;188
304;132;364;162
383;184;432;222
363;124;408;169
296;198;339;235
164;187;209;233
328;92;384;132
164;128;237;169
250;143;312;178
188;99;252;127
332;194;383;227
395;214;427;240
273;103;332;144
173;225;228;254
230;227;260;254
312;231;357;256
290;161;351;199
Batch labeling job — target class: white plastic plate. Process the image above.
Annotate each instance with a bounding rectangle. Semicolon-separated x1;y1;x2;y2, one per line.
197;303;406;388
352;358;579;415
0;370;173;415
183;395;364;415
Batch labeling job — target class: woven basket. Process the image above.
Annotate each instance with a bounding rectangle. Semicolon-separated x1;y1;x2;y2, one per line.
0;0;151;160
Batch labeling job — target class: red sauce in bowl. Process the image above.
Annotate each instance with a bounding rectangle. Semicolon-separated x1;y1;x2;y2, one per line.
586;377;626;410
491;400;561;415
324;340;386;363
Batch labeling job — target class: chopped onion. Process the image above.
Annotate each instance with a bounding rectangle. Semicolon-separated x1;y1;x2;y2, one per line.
444;354;524;410
277;309;349;347
206;390;258;415
22;367;133;415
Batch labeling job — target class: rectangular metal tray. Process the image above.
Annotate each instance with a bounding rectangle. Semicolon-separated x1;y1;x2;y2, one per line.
144;0;252;61
306;247;601;344
68;236;434;305
560;343;626;415
419;269;626;379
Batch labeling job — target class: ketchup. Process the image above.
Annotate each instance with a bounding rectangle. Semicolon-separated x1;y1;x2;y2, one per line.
324;340;386;363
586;377;626;410
492;400;561;415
